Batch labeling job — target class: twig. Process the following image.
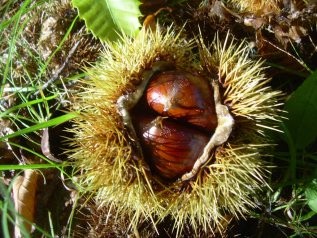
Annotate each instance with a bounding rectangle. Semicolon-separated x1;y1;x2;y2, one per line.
34;41;80;96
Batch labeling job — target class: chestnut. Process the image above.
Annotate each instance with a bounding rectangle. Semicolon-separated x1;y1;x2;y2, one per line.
130;67;233;181
69;25;284;235
133;77;234;181
146;70;217;132
135;115;210;180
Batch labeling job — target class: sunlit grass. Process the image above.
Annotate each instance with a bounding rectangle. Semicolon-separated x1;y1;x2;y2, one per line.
0;0;82;237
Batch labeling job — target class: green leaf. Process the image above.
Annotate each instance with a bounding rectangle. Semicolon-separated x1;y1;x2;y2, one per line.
0;164;63;171
0;95;57;119
284;70;317;149
298;210;316;222
305;179;317;213
72;0;142;41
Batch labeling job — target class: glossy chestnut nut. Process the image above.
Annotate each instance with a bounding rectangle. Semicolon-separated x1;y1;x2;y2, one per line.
135;115;210;180
146;70;217;132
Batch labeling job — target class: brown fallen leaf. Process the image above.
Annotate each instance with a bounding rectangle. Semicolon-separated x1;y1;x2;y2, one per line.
12;169;39;238
41;128;63;163
208;0;240;22
288;25;307;43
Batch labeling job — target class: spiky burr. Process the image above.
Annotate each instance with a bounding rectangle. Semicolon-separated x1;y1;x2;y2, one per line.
68;26;284;236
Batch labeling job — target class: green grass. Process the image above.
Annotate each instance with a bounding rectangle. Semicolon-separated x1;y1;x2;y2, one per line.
0;0;82;237
252;78;317;236
0;180;54;238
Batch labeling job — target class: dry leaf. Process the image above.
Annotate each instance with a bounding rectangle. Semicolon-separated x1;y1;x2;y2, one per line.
273;25;290;48
244;16;266;29
41;128;63;163
208;0;238;21
288;25;307;43
12;169;39;238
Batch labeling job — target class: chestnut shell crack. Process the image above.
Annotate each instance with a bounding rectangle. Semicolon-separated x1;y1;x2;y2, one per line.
181;80;234;181
116;61;174;159
117;63;234;181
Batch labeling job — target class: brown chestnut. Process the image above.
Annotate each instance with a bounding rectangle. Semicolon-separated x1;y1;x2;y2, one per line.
146;70;217;132
135;115;210;180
